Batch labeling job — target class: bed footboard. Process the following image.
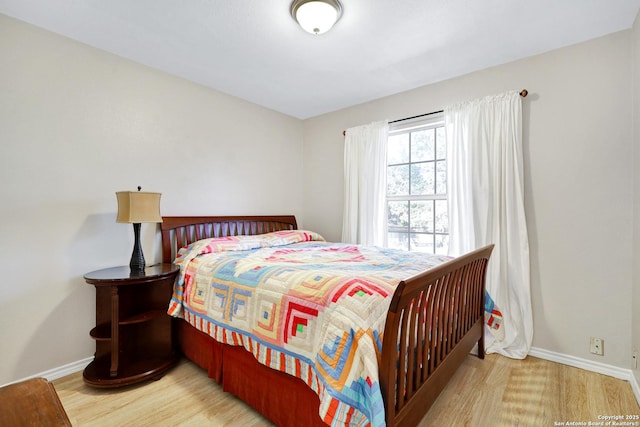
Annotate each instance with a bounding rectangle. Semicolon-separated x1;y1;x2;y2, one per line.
380;244;494;427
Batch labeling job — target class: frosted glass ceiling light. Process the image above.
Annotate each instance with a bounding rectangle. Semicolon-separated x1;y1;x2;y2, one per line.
291;0;343;35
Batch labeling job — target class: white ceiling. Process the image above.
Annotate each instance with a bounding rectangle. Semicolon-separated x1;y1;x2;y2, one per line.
1;0;639;119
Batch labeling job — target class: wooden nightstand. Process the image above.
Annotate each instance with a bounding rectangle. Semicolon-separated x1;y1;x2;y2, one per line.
83;264;180;388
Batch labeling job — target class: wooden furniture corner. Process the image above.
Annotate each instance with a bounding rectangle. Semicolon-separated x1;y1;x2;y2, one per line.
0;378;71;426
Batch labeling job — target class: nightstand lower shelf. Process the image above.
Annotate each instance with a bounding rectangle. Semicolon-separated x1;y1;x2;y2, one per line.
83;353;179;388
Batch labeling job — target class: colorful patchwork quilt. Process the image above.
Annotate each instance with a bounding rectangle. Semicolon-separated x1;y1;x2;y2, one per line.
167;230;499;427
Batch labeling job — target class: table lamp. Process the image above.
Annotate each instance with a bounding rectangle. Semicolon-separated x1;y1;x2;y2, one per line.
116;187;162;273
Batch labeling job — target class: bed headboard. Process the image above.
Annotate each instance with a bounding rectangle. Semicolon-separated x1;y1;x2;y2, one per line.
160;215;298;263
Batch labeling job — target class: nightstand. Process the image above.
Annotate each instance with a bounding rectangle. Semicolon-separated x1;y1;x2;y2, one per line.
83;264;180;388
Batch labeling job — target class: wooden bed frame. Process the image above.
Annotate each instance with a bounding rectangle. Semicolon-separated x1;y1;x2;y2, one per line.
161;215;493;427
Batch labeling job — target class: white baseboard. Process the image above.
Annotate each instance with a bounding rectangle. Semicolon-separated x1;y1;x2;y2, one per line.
1;357;92;388
529;347;632;381
630;370;640;407
530;347;640;407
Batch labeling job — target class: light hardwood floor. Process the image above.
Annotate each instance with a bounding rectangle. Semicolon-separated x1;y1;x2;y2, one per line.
53;355;640;427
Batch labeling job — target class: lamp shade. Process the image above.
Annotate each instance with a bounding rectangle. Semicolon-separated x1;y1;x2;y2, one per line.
116;191;162;224
291;0;342;35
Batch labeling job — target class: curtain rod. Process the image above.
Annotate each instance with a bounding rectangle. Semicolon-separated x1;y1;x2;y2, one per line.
342;89;528;136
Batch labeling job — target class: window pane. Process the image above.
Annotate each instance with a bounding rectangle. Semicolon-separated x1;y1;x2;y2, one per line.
387;165;409;196
411;129;435;162
388;232;409;251
410;200;433;233
388;201;409;230
436;160;447;195
436;127;446;160
386;121;448;255
388;133;409;164
435;200;448;233
412;233;434;253
410;162;434;195
435;234;449;255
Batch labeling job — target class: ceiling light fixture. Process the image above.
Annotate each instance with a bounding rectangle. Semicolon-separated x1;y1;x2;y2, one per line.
290;0;343;35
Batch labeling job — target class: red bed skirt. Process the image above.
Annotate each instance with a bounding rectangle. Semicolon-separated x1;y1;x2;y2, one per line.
176;320;327;427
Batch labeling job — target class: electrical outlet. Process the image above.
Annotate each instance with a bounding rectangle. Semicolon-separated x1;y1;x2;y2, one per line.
590;337;604;356
633;351;638;369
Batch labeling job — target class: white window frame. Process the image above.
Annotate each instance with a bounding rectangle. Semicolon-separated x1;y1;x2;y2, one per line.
386;113;448;254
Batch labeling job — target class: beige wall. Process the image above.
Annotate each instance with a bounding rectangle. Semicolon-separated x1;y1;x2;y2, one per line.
2;10;639;386
633;10;640;386
0;14;304;385
303;31;635;368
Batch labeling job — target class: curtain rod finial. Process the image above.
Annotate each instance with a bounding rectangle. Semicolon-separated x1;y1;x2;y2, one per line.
520;89;528;97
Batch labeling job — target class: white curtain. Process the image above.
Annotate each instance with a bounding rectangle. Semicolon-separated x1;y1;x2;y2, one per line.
342;120;389;246
445;90;532;359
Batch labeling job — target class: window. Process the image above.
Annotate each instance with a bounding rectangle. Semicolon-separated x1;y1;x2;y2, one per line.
386;115;449;254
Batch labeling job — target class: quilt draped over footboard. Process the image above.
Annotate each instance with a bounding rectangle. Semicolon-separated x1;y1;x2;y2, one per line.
167;230;478;426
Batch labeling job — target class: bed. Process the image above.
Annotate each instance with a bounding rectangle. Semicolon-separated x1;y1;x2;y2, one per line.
161;215;493;427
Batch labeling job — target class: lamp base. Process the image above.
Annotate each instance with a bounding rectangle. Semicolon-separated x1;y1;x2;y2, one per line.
129;223;146;274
